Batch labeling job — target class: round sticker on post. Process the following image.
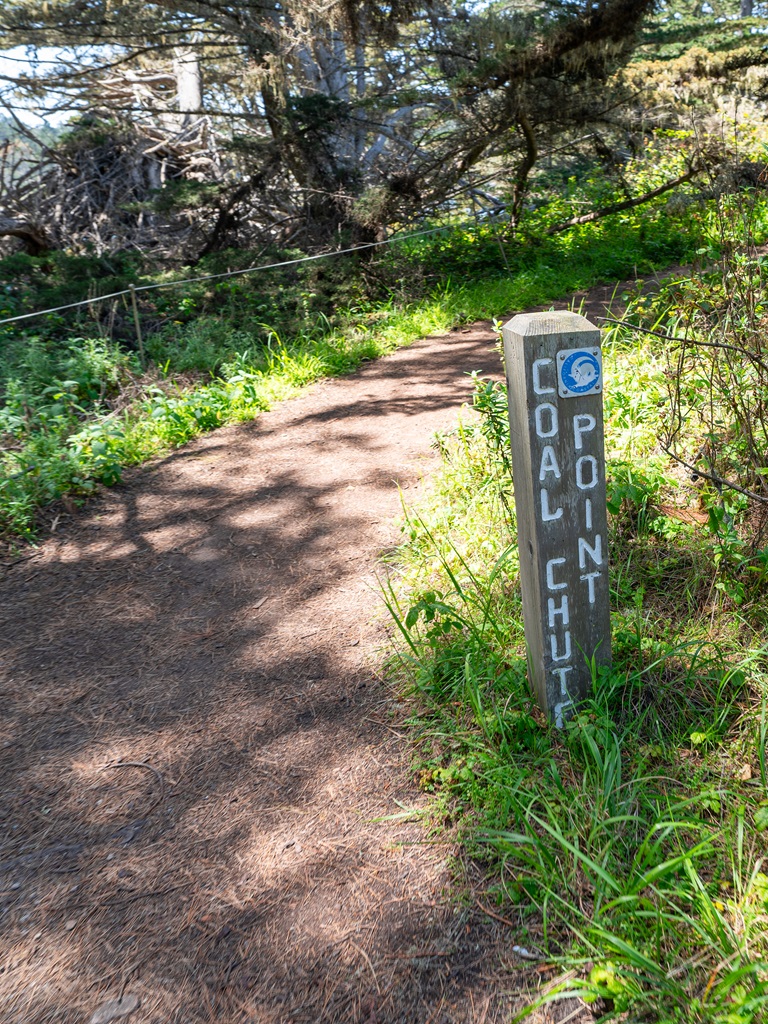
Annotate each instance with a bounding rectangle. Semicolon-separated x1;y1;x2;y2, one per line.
557;347;602;398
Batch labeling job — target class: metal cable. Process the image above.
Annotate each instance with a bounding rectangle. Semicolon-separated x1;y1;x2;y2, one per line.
0;223;461;327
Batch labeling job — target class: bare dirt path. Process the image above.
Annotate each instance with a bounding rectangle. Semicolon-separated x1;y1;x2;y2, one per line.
0;282;632;1024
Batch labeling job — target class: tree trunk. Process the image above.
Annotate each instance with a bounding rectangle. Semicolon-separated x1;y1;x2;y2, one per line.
0;217;51;255
173;50;202;126
510;111;538;230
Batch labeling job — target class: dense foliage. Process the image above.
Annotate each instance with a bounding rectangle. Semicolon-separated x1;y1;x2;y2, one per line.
386;193;768;1023
0;143;713;540
0;0;737;256
2;6;768;1020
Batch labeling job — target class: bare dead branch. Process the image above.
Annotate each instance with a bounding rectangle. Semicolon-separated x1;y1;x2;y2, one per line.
660;445;768;504
598;316;768;377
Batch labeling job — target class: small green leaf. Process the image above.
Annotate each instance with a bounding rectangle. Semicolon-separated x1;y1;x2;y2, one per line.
754;805;768;831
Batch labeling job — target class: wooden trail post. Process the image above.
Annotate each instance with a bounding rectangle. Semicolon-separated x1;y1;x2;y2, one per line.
129;285;146;369
502;311;611;726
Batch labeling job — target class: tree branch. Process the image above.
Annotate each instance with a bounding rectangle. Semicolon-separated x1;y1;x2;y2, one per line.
510;110;537;230
598;316;768;377
545;165;701;235
660;445;768;505
0;216;50;255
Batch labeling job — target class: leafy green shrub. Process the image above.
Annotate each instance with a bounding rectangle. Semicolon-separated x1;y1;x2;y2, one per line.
145;318;260;374
385;321;768;1022
0;159;747;542
0;250;140;331
606;459;669;535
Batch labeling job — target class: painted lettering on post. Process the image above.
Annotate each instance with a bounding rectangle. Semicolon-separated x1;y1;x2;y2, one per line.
502;312;611;724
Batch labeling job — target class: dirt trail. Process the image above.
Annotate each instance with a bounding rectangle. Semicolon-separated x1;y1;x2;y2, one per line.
0;285;629;1024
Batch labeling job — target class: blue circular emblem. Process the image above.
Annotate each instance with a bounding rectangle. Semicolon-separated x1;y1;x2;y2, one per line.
560;351;600;393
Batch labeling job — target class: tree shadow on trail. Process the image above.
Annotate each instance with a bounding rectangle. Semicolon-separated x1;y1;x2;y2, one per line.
0;328;574;1023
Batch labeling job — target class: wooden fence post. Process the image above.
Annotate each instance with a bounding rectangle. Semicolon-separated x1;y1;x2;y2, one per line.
502;311;611;726
129;285;146;369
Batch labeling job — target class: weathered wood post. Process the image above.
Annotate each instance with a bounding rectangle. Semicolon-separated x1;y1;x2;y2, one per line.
502;311;611;726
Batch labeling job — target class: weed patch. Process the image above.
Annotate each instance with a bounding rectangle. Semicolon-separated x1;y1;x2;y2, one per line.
385;339;768;1020
0;152;734;541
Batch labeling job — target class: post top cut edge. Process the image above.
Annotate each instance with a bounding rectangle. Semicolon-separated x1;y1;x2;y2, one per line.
503;310;599;337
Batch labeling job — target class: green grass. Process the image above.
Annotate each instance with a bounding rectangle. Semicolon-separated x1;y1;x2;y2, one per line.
0;200;713;540
3;136;768;543
383;303;768;1021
